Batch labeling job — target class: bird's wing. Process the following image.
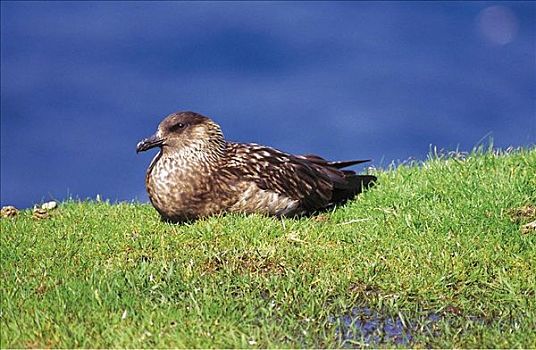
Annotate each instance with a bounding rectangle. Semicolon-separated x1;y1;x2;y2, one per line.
221;142;334;211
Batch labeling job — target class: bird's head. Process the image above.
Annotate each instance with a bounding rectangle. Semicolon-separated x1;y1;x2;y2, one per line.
136;111;225;156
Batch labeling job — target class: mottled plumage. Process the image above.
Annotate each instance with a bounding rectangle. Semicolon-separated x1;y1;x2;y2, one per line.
136;111;376;223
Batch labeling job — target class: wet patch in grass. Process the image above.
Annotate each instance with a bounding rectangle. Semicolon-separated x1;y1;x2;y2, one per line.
330;306;528;347
331;307;441;347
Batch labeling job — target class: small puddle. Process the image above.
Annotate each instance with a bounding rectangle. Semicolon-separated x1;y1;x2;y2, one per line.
329;306;524;347
330;307;442;347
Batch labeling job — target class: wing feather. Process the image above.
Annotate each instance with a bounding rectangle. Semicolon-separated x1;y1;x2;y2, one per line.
222;143;332;211
221;142;375;214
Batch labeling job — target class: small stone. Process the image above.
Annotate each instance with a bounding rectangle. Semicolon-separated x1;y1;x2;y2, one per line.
521;220;536;235
41;201;58;210
313;214;328;222
509;205;536;222
32;208;50;220
1;206;19;218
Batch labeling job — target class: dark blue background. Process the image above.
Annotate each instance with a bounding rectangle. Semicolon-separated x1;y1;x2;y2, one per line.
1;2;535;208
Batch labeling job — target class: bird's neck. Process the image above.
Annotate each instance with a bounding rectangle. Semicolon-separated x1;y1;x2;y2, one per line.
161;137;226;170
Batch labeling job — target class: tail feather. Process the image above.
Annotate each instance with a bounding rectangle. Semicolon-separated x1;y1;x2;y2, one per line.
296;153;376;209
298;154;370;169
327;159;371;169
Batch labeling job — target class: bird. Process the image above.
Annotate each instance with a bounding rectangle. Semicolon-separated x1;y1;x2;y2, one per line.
136;111;376;223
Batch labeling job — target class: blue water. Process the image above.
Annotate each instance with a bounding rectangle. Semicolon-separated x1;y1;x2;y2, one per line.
1;2;535;208
331;307;442;346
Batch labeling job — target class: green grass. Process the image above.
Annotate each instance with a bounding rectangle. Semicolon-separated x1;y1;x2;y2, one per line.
1;147;535;348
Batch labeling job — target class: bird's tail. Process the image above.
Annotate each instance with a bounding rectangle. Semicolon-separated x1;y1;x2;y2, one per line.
297;154;376;206
298;154;370;169
326;159;371;169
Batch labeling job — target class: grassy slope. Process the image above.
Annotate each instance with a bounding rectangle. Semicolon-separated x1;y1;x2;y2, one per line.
1;148;535;348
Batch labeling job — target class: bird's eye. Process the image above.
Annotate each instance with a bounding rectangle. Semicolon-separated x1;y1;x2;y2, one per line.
171;122;186;131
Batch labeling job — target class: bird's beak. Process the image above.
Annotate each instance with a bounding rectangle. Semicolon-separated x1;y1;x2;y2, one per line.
136;134;164;153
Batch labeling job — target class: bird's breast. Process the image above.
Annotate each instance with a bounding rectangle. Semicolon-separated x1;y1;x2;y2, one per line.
146;156;211;218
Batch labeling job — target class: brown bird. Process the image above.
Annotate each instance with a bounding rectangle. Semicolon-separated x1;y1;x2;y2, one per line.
136;111;376;223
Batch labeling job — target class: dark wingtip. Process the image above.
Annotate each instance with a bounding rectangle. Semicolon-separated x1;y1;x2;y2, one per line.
327;159;371;169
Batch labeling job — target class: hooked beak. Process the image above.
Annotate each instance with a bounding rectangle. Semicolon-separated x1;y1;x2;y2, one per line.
136;134;164;153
